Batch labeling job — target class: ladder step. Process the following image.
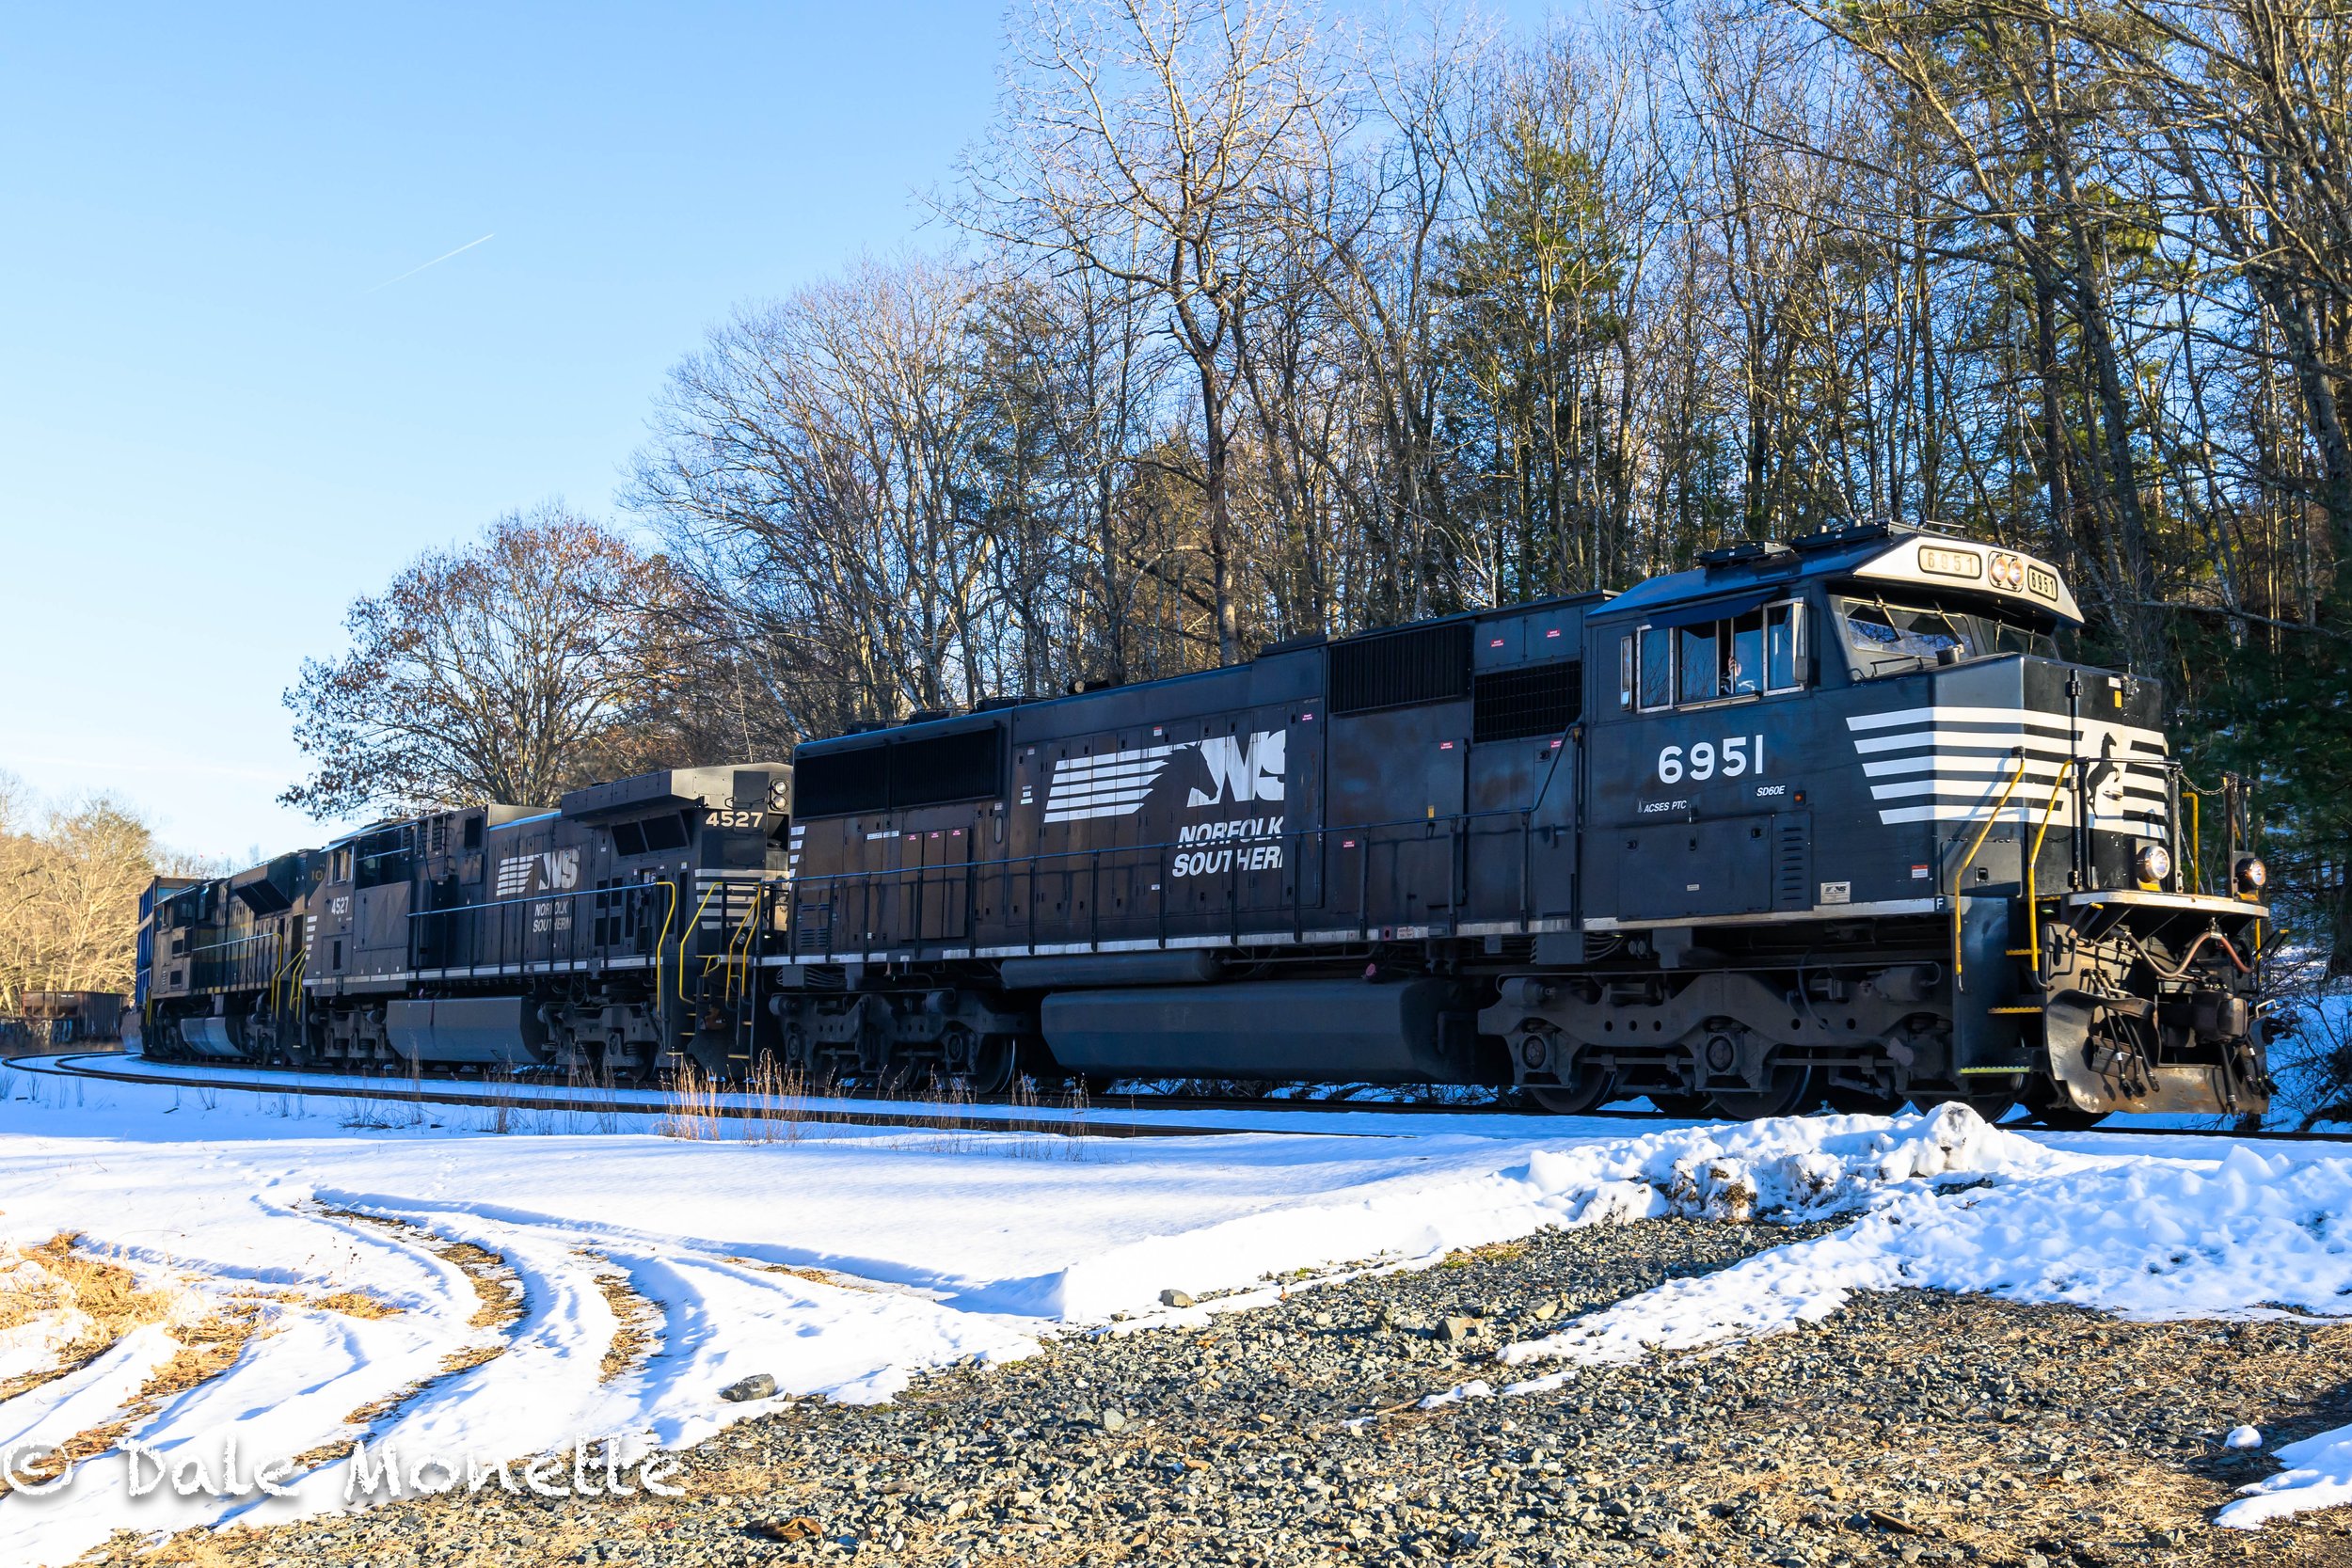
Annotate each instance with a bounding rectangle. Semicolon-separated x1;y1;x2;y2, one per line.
1988;1006;2044;1015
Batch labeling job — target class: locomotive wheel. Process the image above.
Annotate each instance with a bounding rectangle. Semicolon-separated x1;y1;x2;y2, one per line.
1525;1065;1617;1116
1705;1066;1819;1120
964;1035;1019;1097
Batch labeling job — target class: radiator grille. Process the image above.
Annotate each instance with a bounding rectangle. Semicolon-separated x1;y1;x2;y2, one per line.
1329;622;1472;715
1472;660;1582;743
794;728;1004;817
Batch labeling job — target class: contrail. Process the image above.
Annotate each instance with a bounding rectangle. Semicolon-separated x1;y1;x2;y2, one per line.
368;231;495;292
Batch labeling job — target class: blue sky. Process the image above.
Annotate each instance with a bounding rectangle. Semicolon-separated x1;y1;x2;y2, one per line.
0;2;1557;863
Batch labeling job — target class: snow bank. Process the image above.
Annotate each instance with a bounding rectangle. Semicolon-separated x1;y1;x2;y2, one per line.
1048;1102;2062;1323
1486;1134;2352;1381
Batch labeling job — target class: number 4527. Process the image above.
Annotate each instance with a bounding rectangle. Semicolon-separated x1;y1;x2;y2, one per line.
1657;736;1762;784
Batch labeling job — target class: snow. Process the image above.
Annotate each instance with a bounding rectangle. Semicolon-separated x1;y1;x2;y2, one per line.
0;1062;2348;1561
2223;1425;2352;1528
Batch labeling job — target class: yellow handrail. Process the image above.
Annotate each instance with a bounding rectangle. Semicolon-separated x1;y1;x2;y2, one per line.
266;940;307;1021
1950;749;2031;990
678;879;729;1000
2023;757;2079;977
723;888;764;1004
285;945;308;1019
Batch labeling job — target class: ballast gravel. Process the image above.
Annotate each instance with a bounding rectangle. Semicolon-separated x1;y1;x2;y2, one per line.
87;1217;2352;1568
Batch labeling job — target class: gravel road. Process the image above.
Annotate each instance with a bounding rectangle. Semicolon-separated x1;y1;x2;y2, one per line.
88;1216;2352;1568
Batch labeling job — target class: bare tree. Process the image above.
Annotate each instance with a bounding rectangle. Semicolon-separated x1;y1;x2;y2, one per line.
632;257;1003;730
2073;0;2352;568
970;0;1330;665
280;505;682;817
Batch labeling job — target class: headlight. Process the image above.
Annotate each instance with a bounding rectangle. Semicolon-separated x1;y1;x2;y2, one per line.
2134;844;2171;885
2234;855;2267;897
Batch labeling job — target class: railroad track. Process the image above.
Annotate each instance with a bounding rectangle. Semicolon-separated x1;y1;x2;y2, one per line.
0;1052;1273;1141
8;1051;2344;1146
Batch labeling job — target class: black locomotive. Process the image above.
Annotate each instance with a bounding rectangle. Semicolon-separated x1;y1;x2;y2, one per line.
141;766;793;1079
139;523;2272;1123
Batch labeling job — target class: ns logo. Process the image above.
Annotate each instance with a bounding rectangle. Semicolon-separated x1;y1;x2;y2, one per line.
1189;729;1286;807
494;847;580;899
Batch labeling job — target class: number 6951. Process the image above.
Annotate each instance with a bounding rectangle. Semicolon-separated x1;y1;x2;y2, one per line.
1658;735;1762;784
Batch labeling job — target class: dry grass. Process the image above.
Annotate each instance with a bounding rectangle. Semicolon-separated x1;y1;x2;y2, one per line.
237;1286;404;1320
577;1249;660;1381
437;1240;522;1333
139;1309;260;1401
0;1223;481;1500
728;1257;876;1292
655;1060;724;1140
305;1288;403;1319
5;1306;265;1490
1438;1239;1528;1269
0;1232;181;1402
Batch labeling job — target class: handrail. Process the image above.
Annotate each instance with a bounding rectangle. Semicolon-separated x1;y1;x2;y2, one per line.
2022;757;2080;978
777;804;1542;892
651;879;677;1003
778;806;1549;960
1948;748;2031;991
678;879;729;999
2187;790;2202;895
269;942;307;1021
722;888;763;1004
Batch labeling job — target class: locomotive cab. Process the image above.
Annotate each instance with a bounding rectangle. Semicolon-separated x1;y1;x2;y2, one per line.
1517;522;2268;1121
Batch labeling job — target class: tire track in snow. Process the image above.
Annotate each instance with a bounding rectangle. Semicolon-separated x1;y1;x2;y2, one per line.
578;1251;660;1383
0;1200;503;1568
278;1209;529;1477
243;1191;1049;1488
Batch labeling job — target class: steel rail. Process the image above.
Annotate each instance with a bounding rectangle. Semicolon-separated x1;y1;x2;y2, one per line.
8;1052;2346;1146
0;1053;1283;1142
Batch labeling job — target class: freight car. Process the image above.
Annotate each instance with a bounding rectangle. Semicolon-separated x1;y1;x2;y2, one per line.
771;521;2269;1124
138;765;794;1078
0;991;128;1053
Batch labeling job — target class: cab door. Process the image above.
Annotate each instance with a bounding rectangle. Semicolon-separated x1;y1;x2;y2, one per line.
1583;595;1805;927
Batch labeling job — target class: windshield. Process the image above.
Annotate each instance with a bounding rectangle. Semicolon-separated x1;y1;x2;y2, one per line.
1834;594;2057;679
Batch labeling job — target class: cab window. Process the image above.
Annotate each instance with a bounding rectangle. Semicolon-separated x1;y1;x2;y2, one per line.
1765;602;1804;692
1638;626;1675;710
1622;599;1805;711
1834;594;2055;679
1677;623;1718;703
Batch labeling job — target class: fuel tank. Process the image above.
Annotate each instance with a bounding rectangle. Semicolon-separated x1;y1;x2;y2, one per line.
1040;977;1497;1084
